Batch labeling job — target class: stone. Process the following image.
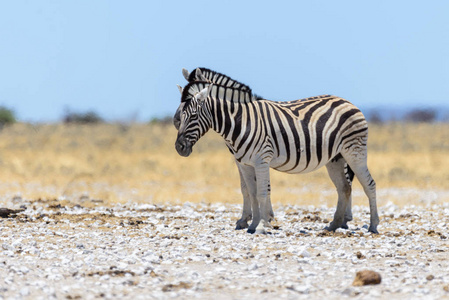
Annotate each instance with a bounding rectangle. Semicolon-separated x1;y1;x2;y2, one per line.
352;270;382;286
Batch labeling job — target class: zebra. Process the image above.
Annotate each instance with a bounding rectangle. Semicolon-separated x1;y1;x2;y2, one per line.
175;69;365;231
175;69;358;230
174;68;274;230
174;72;379;234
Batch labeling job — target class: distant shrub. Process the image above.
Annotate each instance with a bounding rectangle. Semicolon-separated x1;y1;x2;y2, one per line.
64;110;103;124
149;116;173;126
368;110;383;124
0;106;16;127
405;109;436;123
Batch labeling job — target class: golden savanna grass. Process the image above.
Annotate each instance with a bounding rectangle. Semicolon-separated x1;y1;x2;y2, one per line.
0;122;448;206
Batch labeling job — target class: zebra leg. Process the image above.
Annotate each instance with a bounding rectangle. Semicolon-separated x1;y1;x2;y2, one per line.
235;162;274;230
324;156;352;231
235;163;252;230
237;164;261;234
341;194;353;229
267;180;274;222
342;146;379;234
248;161;272;234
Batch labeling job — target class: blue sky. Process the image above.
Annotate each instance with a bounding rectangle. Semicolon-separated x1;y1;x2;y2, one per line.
0;1;448;122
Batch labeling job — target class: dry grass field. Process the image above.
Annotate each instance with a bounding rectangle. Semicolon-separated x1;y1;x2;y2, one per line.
1;122;449;299
0;122;448;207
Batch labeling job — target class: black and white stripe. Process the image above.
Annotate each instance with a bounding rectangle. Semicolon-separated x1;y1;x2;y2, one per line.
183;67;253;91
175;69;379;234
179;84;364;173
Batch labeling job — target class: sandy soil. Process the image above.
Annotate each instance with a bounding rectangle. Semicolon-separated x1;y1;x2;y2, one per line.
1;197;449;299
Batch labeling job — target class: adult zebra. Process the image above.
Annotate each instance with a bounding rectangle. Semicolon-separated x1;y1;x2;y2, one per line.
174;72;379;234
174;68;274;230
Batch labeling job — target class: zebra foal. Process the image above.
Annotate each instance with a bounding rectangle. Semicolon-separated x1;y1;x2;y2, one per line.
174;69;379;234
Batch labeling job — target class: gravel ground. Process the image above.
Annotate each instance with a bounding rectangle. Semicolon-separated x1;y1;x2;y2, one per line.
1;198;449;299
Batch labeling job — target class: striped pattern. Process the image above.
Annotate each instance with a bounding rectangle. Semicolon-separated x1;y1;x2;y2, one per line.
175;68;379;233
187;67;252;91
179;83;365;175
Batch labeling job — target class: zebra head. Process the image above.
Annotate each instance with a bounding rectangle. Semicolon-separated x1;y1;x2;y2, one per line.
173;84;184;130
173;68;206;130
174;67;254;130
175;82;213;157
173;68;208;130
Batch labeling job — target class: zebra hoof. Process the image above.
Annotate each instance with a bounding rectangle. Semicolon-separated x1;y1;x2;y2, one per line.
324;224;338;232
235;219;249;230
235;223;248;230
247;228;255;234
368;226;379;234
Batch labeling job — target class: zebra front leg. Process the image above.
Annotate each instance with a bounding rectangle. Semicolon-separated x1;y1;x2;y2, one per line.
235;163;252;230
237;164;260;234
236;162;274;227
249;161;272;234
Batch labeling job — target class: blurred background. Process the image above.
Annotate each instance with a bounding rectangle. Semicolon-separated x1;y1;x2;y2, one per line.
0;1;448;206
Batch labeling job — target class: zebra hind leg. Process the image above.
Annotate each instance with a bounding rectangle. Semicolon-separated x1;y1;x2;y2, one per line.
342;142;379;234
324;154;353;231
267;180;274;222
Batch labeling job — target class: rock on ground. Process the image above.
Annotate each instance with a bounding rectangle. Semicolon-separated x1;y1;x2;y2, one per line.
353;270;382;286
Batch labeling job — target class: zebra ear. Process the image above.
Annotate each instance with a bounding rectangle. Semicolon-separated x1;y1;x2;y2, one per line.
195;68;207;81
182;68;190;81
197;84;212;101
177;84;183;94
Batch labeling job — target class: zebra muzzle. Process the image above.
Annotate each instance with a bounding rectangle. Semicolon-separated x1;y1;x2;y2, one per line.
175;135;193;157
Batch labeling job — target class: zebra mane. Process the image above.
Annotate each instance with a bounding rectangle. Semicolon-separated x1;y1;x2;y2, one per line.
187;67;252;91
181;81;258;105
186;67;264;100
181;81;209;104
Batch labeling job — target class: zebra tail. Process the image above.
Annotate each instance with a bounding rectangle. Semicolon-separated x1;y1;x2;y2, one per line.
344;163;354;186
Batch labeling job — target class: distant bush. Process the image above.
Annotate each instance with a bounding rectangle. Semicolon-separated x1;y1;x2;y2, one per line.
63;110;103;124
368;110;383;124
405;109;437;123
149;116;173;126
0;106;16;127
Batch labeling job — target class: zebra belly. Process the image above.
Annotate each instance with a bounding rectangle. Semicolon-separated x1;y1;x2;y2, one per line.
269;138;341;174
270;157;330;174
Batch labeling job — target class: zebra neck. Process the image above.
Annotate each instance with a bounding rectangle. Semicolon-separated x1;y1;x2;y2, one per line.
208;92;249;146
210;85;253;103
